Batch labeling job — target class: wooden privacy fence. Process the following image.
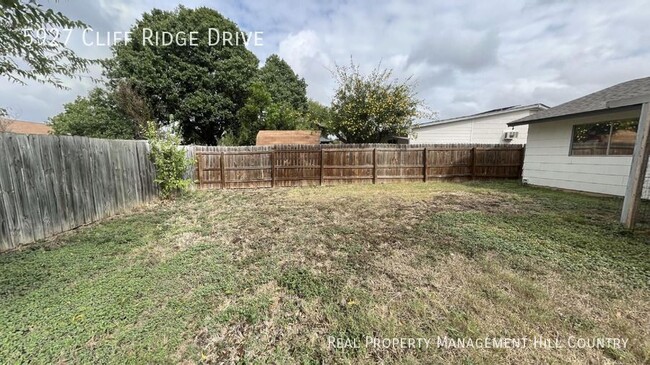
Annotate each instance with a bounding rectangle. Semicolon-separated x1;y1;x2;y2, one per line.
190;144;525;189
0;133;157;251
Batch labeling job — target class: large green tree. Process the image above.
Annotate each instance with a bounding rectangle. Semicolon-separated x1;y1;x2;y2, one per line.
257;54;308;112
105;6;259;145
229;55;310;145
301;99;332;135
233;81;302;145
0;0;94;116
329;61;431;143
48;88;136;139
112;80;153;139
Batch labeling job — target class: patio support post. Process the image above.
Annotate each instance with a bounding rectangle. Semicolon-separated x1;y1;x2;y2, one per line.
621;102;650;228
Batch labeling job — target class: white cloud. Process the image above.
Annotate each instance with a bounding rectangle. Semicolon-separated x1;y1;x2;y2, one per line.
2;0;650;122
408;29;500;71
278;30;334;104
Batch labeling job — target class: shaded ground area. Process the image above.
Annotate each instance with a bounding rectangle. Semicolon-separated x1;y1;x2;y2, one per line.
0;181;648;364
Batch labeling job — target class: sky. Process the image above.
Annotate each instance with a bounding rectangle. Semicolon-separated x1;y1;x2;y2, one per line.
3;0;650;123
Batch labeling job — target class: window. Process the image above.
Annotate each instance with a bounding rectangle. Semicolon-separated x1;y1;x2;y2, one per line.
570;120;638;156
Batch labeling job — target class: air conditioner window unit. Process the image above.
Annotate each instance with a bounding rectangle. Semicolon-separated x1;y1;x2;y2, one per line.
503;130;518;140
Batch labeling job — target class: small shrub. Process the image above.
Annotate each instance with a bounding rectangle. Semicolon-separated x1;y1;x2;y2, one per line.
145;121;193;199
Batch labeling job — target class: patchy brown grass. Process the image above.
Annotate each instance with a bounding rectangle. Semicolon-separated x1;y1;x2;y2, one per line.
1;181;648;364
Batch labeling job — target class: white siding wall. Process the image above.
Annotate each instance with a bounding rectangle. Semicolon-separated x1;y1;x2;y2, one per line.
412;109;533;144
413;120;473;143
523;108;643;196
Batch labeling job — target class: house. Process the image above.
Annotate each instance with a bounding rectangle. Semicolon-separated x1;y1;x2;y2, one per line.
508;76;650;198
256;130;321;145
0;119;52;135
411;104;549;144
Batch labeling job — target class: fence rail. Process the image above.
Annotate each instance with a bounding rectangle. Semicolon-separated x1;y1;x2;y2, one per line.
189;144;525;189
0;133;157;251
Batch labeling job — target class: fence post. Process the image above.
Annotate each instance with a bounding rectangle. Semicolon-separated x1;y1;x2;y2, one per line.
320;148;324;186
197;152;203;189
220;152;225;189
471;147;476;179
423;147;428;182
372;148;377;184
270;150;275;188
518;146;525;178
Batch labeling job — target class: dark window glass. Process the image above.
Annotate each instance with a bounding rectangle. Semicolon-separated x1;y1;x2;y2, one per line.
570;120;638;156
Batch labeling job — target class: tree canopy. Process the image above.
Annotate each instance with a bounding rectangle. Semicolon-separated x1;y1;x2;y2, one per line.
34;6;314;145
257;54;308;112
227;55;310;145
48;88;136;139
232;81;302;145
112;80;153;139
329;61;430;143
302;100;332;136
104;6;259;145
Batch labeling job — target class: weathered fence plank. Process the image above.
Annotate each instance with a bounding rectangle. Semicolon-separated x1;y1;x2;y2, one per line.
56;136;73;231
0;138;15;248
16;134;44;241
0;134;158;251
36;136;59;237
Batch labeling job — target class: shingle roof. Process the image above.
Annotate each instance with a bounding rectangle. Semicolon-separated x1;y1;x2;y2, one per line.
509;77;650;126
417;103;548;128
1;119;52;135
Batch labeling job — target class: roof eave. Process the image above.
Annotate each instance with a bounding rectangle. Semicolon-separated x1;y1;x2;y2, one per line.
507;104;643;127
418;103;550;128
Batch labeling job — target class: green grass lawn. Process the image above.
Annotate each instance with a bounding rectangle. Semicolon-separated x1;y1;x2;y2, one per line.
1;181;648;364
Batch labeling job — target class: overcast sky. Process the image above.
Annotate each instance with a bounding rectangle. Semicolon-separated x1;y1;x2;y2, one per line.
3;0;649;123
